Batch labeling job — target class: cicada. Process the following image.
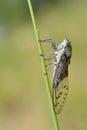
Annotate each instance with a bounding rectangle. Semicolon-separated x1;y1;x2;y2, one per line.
41;39;72;114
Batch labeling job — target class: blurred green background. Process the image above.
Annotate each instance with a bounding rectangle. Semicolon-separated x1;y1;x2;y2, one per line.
0;0;87;130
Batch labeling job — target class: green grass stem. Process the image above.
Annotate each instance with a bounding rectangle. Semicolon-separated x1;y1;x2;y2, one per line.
27;0;60;130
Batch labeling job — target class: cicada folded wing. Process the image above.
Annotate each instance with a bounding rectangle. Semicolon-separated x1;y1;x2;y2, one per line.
52;77;69;114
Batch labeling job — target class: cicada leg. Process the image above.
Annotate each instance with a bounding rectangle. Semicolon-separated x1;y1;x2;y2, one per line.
40;39;57;50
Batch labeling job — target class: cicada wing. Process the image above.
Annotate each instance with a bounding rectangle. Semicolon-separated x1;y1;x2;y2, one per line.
52;77;69;114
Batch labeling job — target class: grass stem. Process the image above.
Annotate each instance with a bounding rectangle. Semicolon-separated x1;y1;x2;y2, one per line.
27;0;60;130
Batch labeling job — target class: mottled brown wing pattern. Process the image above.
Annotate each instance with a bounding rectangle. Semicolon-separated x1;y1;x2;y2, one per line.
53;77;69;114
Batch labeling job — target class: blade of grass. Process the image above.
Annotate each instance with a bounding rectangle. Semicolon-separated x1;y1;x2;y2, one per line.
27;0;60;130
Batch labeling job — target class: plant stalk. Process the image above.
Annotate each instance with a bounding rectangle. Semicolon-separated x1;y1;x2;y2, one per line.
27;0;60;130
